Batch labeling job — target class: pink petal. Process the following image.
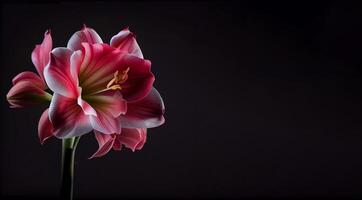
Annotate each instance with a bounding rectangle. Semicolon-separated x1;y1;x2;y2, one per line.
31;30;52;80
6;80;51;108
116;128;147;151
110;27;143;58
70;50;83;85
49;93;93;138
12;71;46;90
77;87;97;116
117;55;154;102
90;113;122;136
121;88;165;128
89;131;116;159
38;109;54;145
89;91;126;134
67;25;103;51
78;97;97;116
44;48;79;98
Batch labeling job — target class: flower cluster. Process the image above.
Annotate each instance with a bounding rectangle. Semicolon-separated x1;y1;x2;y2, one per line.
7;25;165;158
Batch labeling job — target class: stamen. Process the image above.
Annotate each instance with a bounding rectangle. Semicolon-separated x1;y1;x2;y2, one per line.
105;67;130;91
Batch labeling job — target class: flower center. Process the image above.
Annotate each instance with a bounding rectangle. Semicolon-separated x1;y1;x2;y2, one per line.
82;67;130;97
106;67;130;91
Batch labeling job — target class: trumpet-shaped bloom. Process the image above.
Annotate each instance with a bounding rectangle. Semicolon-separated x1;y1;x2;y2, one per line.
7;25;165;158
45;26;164;147
44;41;155;138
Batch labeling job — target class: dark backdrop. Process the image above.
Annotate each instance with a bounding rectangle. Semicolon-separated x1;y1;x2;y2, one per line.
1;1;361;199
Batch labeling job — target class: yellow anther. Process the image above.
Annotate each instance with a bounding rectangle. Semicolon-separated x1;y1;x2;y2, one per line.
108;85;122;90
106;68;130;90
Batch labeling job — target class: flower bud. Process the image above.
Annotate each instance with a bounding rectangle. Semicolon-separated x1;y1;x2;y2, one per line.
7;81;51;108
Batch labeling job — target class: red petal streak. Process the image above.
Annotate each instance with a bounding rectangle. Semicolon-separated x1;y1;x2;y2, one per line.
31;30;52;80
44;48;79;98
70;50;83;85
38;109;54;144
49;93;93;138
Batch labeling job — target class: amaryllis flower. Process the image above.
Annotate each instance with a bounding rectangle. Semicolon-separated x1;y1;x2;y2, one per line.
7;25;164;156
42;25;164;157
7;25;165;200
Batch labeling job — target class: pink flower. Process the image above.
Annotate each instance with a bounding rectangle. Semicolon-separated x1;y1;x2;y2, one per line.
6;30;55;144
7;25;165;157
45;25;162;136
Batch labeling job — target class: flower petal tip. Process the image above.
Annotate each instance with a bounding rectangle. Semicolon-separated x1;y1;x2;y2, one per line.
45;29;51;35
38;109;54;145
88;153;102;159
39;137;50;145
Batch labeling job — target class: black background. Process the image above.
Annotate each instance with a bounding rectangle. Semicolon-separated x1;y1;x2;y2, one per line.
1;1;361;199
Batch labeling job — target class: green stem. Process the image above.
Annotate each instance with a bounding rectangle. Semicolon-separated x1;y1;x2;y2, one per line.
60;136;81;200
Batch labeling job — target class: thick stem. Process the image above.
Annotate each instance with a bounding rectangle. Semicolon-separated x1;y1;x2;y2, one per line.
60;137;80;200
